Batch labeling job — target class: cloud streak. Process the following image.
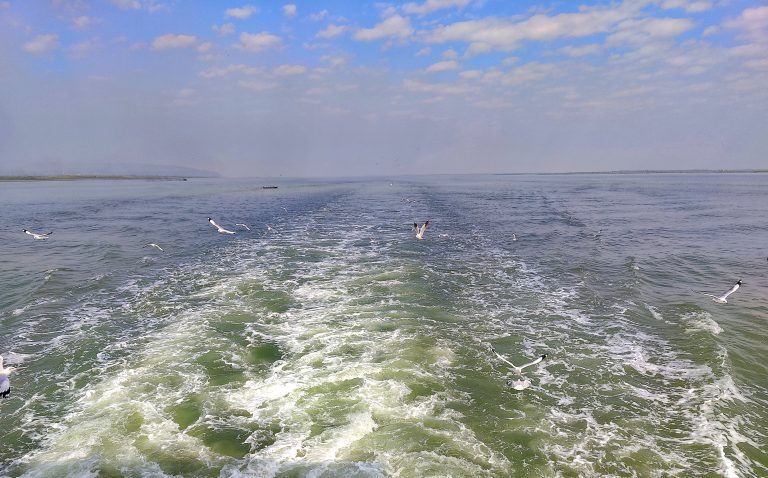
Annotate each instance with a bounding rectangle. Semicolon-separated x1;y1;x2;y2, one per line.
152;34;197;49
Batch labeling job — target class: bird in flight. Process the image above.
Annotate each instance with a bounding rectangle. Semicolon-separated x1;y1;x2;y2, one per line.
0;356;18;399
208;218;235;235
235;223;251;231
413;220;429;240
490;346;546;391
23;229;52;240
144;243;164;252
699;280;742;304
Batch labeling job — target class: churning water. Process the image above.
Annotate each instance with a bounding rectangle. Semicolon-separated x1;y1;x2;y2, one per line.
1;174;766;477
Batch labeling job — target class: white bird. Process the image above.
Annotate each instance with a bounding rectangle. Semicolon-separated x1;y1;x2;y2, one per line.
0;356;17;399
700;280;742;304
413;220;429;240
23;229;52;240
144;243;164;252
235;223;251;231
265;224;278;233
512;233;517;242
208;218;235;235
490;347;546;391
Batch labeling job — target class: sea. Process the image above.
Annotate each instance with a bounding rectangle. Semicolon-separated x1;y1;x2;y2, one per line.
0;174;766;478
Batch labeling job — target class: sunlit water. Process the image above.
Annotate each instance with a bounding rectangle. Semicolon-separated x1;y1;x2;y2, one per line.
1;174;767;477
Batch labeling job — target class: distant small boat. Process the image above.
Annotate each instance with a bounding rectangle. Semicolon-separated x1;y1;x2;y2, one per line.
262;186;278;189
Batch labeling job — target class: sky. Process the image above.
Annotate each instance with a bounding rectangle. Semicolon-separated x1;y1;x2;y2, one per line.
0;0;766;177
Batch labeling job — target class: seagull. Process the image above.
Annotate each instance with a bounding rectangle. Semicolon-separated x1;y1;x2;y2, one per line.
144;243;164;252
413;220;429;240
512;233;517;242
699;280;742;304
490;347;546;391
265;224;279;233
208;218;235;235
235;224;251;231
23;229;52;240
0;356;17;399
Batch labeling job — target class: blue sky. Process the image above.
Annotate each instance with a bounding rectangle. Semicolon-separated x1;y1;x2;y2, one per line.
0;0;766;177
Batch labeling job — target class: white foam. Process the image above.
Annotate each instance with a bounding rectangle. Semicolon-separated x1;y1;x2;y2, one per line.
682;311;722;335
645;304;664;321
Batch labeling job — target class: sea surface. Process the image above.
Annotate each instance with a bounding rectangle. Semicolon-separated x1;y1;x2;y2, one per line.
0;174;766;478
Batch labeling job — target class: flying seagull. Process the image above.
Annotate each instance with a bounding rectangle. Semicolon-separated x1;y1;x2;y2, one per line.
699;280;742;304
23;229;52;240
413;220;429;240
144;243;164;252
0;356;17;399
208;218;235;235
235;224;251;231
490;347;546;391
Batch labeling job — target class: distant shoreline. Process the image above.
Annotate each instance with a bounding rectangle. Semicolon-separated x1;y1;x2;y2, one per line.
497;169;768;176
0;175;198;182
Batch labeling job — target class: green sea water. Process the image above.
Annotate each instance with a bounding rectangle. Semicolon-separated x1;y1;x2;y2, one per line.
1;174;766;477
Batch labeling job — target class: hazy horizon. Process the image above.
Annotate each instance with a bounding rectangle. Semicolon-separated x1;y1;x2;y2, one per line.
1;1;766;178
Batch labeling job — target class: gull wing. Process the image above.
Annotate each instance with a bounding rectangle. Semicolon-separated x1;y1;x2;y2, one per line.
719;282;740;300
490;347;519;369
517;354;546;371
0;374;9;395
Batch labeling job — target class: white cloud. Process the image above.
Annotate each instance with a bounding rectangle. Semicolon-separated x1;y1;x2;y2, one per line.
237;32;281;52
22;34;60;54
500;62;558;86
317;24;348;39
425;5;640;51
145;1;170;13
416;47;432;57
226;5;257;20
403;78;470;94
283;4;297;17
0;1;10;9
557;43;602;57
724;6;768;44
403;0;471;16
501;56;518;66
426;60;460;72
152;34;197;49
442;48;458;59
197;42;212;53
111;0;140;9
239;80;278;91
200;64;262;78
173;88;197;106
460;69;482;79
354;14;413;41
303;42;331;50
69;38;101;57
73;15;97;30
744;58;768;70
729;43;766;57
661;0;713;13
274;64;307;76
213;23;236;36
109;0;169;12
311;10;329;22
607;18;695;45
321;55;349;67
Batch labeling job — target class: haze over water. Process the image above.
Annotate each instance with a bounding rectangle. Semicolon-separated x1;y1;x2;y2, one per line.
1;174;767;477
